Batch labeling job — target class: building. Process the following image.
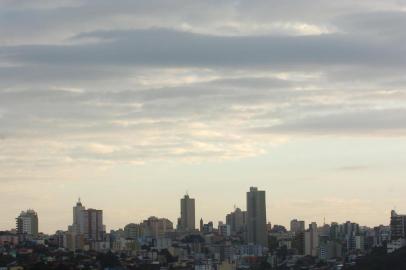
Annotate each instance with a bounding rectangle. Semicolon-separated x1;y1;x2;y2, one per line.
390;210;406;240
246;187;267;247
226;207;247;235
0;232;19;245
304;222;319;257
64;231;85;251
290;219;305;234
82;208;105;241
124;223;142;239
218;224;231;237
179;194;195;231
16;210;38;237
141;216;173;239
200;218;204;232
203;222;214;234
71;198;85;234
387;238;406;253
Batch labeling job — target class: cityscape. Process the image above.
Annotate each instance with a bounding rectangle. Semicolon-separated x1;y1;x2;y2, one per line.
1;187;405;269
2;0;406;269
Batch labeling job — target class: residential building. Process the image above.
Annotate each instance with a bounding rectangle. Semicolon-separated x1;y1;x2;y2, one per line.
179;194;195;231
246;187;267;247
304;222;319;257
16;210;38;237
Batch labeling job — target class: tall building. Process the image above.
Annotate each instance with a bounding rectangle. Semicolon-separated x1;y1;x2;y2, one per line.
179;194;195;231
304;222;319;257
226;207;247;235
72;198;85;234
16;210;38;237
82;208;105;241
390;210;406;240
290;219;305;234
246;187;267;247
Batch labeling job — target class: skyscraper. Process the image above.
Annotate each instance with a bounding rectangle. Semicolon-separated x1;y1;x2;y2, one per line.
16;209;38;237
246;187;267;246
179;194;195;231
72;198;85;234
82;208;105;241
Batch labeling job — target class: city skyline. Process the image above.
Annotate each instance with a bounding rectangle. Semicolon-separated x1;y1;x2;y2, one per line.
1;0;406;235
1;190;401;235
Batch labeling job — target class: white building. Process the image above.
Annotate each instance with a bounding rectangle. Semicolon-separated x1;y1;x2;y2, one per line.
16;209;38;237
219;224;231;237
71;198;85;234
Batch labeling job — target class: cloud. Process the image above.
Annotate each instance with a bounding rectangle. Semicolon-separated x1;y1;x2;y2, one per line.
2;28;404;70
0;0;406;173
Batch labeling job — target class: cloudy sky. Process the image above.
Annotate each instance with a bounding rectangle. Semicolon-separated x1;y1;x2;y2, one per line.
1;0;406;233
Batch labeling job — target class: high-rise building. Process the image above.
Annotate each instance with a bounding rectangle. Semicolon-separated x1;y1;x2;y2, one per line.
179;194;195;231
16;210;38;237
82;208;105;241
72;198;85;234
390;210;406;240
290;219;305;234
246;187;267;247
226;207;247;235
304;222;319;257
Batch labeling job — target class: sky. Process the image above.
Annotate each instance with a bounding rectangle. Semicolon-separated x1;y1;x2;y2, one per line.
1;0;406;234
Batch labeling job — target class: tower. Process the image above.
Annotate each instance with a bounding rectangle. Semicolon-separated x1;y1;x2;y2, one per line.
72;198;85;234
180;194;195;231
246;187;267;246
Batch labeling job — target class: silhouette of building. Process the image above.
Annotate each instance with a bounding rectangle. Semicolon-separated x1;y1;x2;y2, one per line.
246;187;267;247
179;194;195;231
83;208;104;241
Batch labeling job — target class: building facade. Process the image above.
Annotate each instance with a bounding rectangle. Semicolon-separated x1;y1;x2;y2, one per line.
246;187;267;247
16;210;38;237
179;194;195;231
